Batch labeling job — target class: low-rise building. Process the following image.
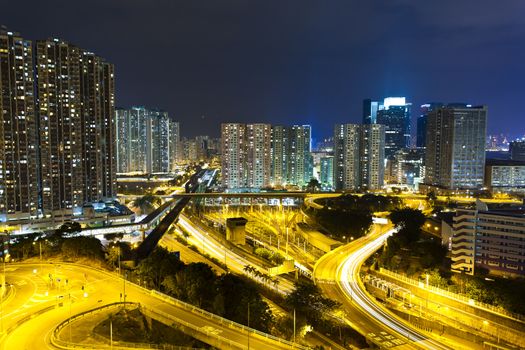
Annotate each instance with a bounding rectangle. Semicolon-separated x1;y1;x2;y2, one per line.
451;203;525;277
485;159;525;194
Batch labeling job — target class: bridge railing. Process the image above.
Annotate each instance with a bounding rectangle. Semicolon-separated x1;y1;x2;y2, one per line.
378;268;525;322
149;290;311;350
50;302;208;350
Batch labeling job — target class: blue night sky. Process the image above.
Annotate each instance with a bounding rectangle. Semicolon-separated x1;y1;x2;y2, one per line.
3;0;525;139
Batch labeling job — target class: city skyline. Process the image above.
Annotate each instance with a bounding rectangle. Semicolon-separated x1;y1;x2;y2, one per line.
3;1;525;138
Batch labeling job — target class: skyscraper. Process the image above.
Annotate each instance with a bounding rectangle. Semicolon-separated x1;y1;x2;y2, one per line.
246;124;272;188
362;99;380;124
417;103;443;148
36;38;116;212
376;97;411;158
510;140;525;161
221;123;246;189
424;104;487;190
333;124;385;191
0;27;38;221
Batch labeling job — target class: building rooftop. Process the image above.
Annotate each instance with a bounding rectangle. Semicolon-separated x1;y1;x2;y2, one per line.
486;159;525;166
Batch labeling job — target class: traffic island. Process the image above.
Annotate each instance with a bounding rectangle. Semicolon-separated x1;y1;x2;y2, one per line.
52;302;211;349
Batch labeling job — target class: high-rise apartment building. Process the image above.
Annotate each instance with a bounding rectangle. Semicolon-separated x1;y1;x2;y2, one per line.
36;39;84;215
148;110;170;173
424;104;487;190
271;126;289;186
116;107;148;173
221;123;246;189
320;156;334;190
246;124;272;188
334;124;361;190
417;103;443;148
222;123;312;190
288;125;313;187
376;97;411;158
270;125;313;188
360;124;386;190
333;124;385;191
510;140;525;161
116;107;180;174
36;38;116;212
0;27;38;221
169;121;181;168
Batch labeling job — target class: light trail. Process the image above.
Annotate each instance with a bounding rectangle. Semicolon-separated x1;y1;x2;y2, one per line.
337;228;451;350
178;215;295;293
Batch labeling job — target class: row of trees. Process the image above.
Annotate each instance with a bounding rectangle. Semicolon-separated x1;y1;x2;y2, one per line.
243;265;280;288
377;208;447;275
135;248;273;332
316;193;403;213
306;206;372;240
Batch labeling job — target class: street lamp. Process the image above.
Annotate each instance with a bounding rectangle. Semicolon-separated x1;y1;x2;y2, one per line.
33;240;43;274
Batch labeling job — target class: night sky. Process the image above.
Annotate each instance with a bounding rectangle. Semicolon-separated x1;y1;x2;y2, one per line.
3;0;525;140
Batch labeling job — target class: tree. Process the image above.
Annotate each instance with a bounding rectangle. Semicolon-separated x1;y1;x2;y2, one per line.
106;241;132;268
136;247;184;289
214;274;273;332
315;208;372;239
168;262;217;309
131;194;162;215
389;208;426;230
286;280;339;325
426;191;437;203
306;178;321;193
61;236;104;260
56;221;82;236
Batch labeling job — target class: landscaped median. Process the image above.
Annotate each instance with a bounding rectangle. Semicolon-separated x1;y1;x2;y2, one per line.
49;291;312;350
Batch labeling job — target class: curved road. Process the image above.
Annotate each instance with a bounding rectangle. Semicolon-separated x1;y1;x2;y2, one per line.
314;225;453;350
2;263;303;350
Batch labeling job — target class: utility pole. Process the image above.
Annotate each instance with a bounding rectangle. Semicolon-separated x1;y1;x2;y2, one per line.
247;303;250;350
293;308;296;344
39;240;42;275
69;293;72;342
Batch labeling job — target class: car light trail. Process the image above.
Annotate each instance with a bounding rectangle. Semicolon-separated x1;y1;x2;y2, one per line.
337;228;451;350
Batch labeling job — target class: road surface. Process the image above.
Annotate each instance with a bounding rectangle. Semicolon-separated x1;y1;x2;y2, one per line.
314;225;453;350
2;263;304;350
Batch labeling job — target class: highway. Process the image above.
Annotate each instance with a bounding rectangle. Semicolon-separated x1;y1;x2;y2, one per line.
177;215;296;294
1;263;303;350
314;225;454;350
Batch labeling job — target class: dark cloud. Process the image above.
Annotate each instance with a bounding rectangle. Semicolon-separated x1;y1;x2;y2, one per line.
3;0;525;139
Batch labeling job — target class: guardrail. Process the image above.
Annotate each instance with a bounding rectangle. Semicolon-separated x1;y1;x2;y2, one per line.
149;290;310;350
141;306;249;350
4;303;56;336
378;268;525;323
51;302;203;350
51;302;138;349
10;263;308;349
